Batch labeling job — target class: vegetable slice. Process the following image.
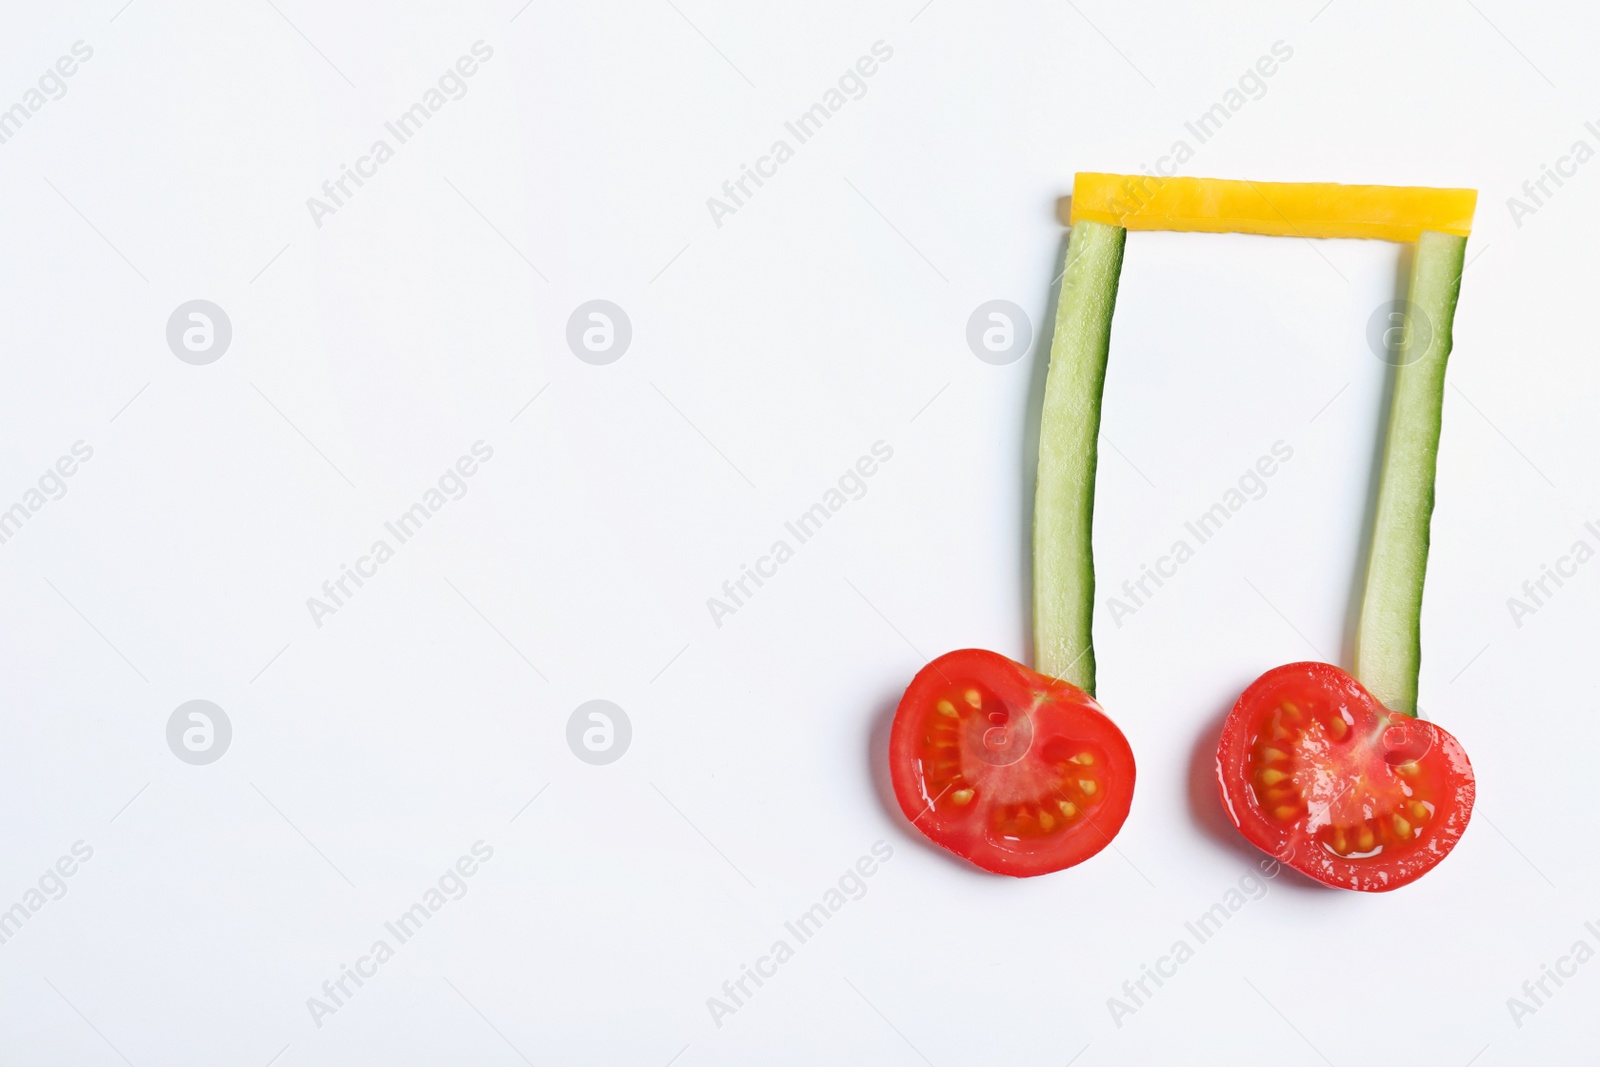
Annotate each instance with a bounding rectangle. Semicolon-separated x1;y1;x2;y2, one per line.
1033;220;1126;693
1215;661;1474;892
1070;173;1476;242
1353;231;1468;716
890;649;1136;876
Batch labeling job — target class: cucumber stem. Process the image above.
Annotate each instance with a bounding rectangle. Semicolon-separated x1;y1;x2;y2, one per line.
1034;220;1126;694
1353;231;1468;716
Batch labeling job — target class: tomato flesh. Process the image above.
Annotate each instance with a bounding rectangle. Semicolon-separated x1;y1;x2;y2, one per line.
1216;661;1474;892
889;649;1136;877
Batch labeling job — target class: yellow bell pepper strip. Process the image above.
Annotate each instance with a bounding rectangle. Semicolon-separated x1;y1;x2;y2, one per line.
1069;172;1476;242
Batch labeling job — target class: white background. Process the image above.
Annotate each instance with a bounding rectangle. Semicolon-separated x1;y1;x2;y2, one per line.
1;1;1596;1064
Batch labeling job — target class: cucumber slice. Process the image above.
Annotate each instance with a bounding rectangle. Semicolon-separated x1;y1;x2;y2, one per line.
1353;230;1468;716
1034;220;1127;693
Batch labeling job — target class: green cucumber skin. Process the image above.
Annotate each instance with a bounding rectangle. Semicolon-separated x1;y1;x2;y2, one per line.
1354;230;1468;717
1034;220;1127;694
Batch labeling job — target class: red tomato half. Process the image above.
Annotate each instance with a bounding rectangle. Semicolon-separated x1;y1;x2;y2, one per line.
889;649;1136;877
1215;661;1475;892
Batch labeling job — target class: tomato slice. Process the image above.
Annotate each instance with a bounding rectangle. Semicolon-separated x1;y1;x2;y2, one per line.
1215;661;1475;892
889;649;1136;877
